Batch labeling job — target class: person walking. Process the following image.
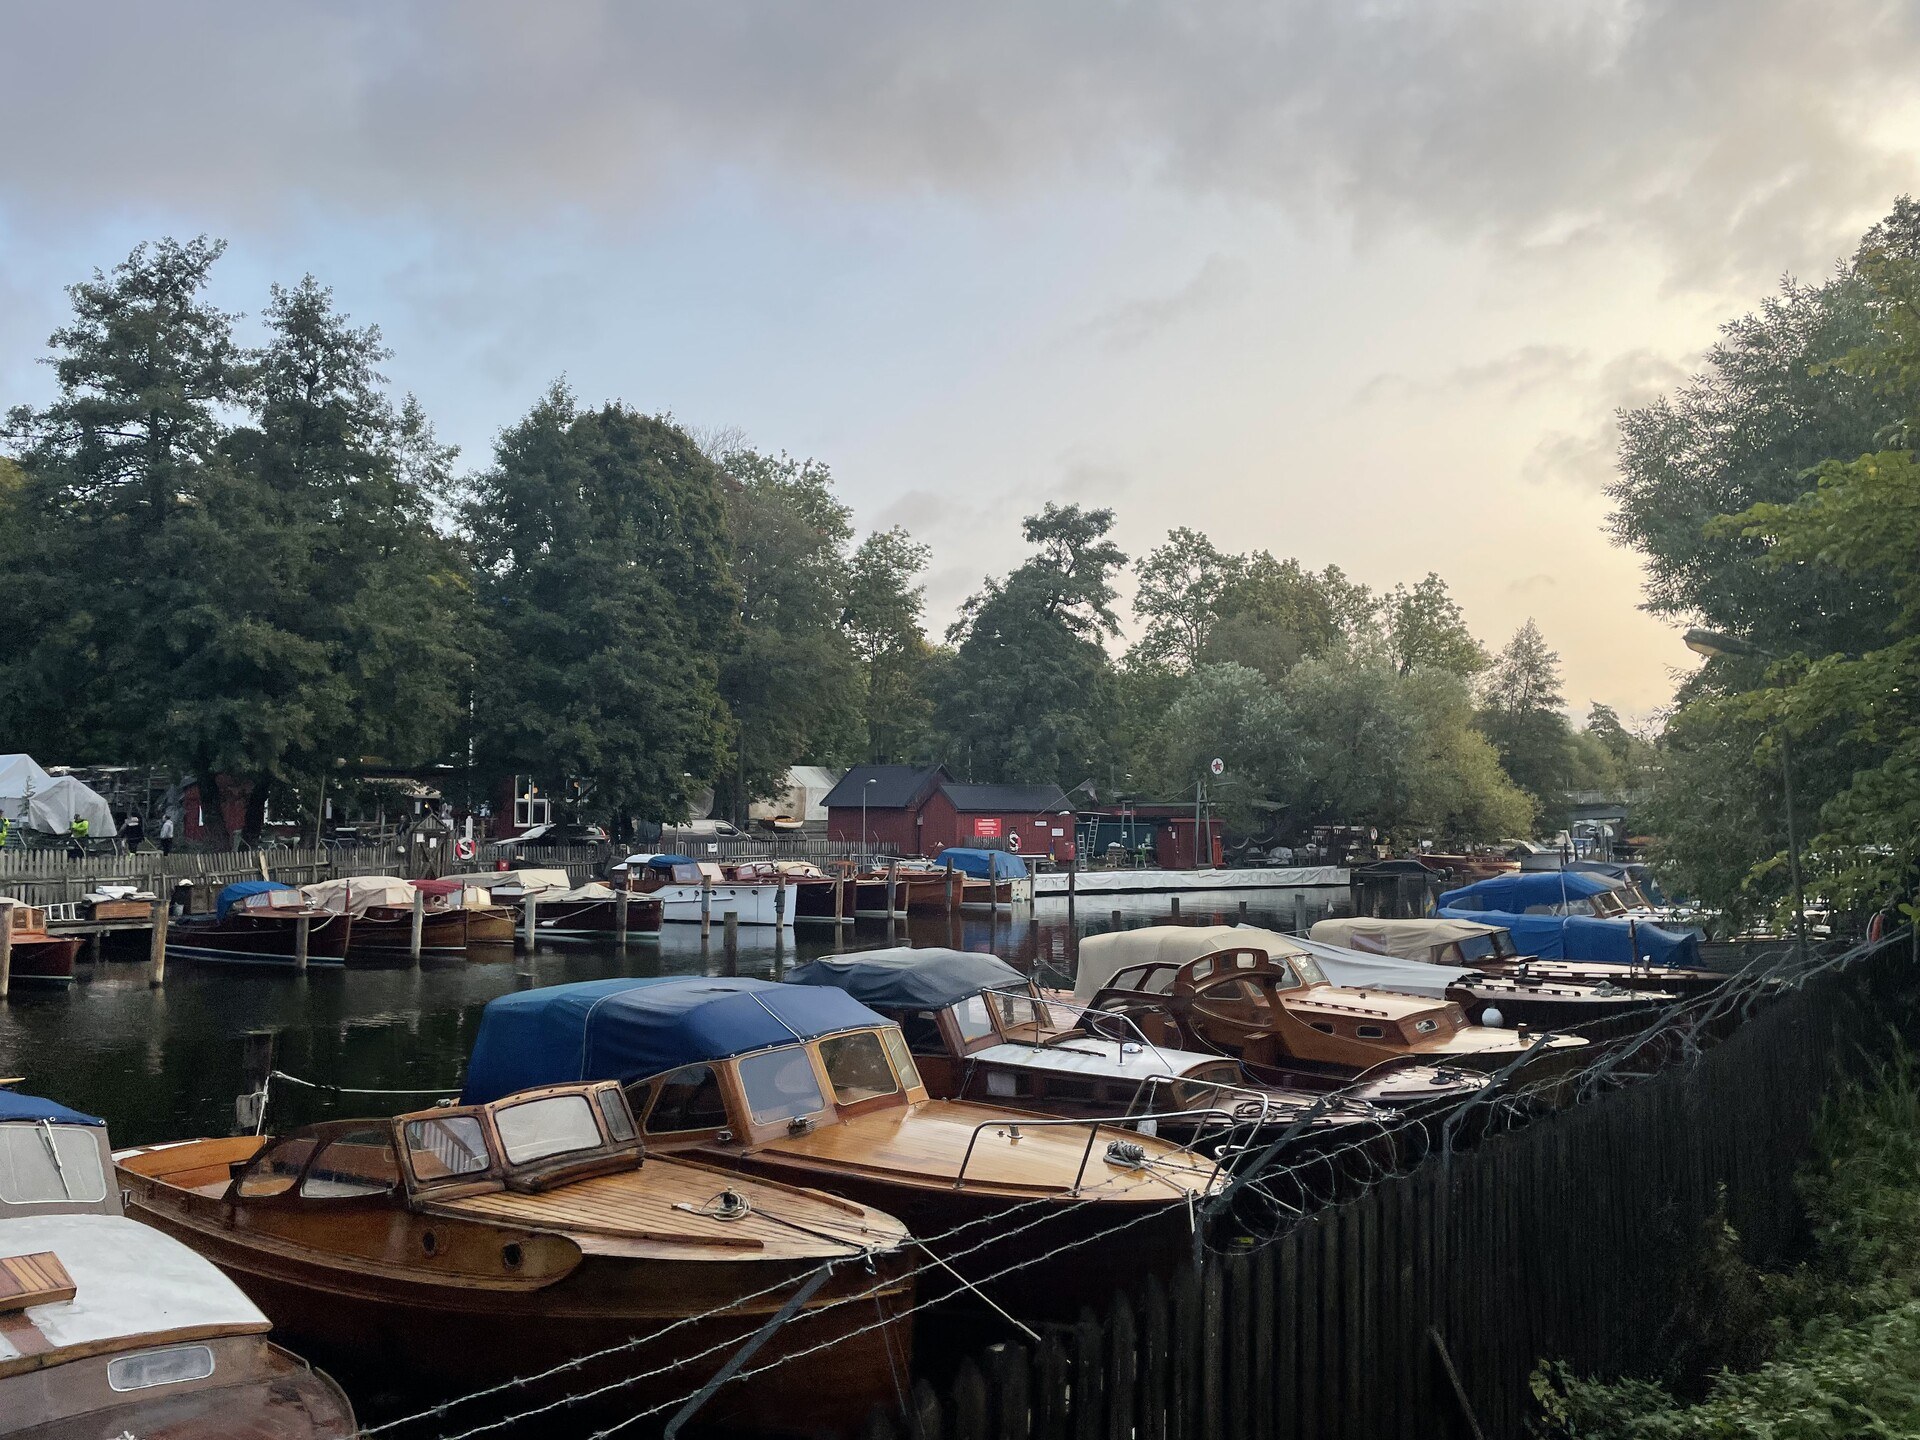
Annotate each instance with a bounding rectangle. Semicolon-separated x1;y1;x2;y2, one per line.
159;813;175;856
122;810;145;851
67;815;90;858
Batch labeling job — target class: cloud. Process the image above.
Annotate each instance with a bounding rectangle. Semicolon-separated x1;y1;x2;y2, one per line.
1523;348;1694;490
1;2;1916;289
1074;256;1248;353
1358;343;1591;403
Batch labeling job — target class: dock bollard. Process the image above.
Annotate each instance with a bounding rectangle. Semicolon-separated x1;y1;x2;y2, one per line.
701;876;713;938
522;896;537;950
723;911;739;974
0;902;12;1000
615;877;629;949
147;894;168;987
1170;896;1181;920
294;914;310;972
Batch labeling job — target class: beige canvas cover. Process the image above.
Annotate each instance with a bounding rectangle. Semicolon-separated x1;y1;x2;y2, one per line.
478;868;571;895
1072;924;1303;1003
301;876;415;915
552;882;618;902
1309;917;1506;960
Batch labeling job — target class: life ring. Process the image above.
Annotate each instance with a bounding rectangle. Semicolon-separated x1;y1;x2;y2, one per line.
455;838;476;860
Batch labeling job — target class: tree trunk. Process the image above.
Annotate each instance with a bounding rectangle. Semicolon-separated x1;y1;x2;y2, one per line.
243;779;272;847
197;766;231;849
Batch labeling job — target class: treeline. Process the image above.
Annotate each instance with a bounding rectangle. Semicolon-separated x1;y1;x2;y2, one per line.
0;236;1627;845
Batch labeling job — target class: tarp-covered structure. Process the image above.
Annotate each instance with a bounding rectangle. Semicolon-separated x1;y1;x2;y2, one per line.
1438;870;1619;914
788;948;1026;1010
1310;917;1509;961
0;756;115;837
462;977;888;1104
214;880;293;919
301;876;414;915
1436;907;1705;968
477;868;571;895
932;848;1029;880
0;1090;103;1126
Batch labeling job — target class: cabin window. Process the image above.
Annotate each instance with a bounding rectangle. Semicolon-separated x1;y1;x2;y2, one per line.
301;1128;400;1199
598;1089;637;1143
108;1344;216;1392
952;996;996;1043
638;1066;729;1134
495;1095;604;1166
737;1047;827;1125
985;1070;1021;1098
1290;956;1328;987
820;1031;901;1105
1309;1021;1335;1034
403;1115;492;1182
1412;1018;1440;1035
991;991;1049;1031
1046;1077;1097;1102
0;1123;107;1205
234;1135;320;1199
898;1010;946;1055
1357;1025;1386;1040
880;1027;922;1091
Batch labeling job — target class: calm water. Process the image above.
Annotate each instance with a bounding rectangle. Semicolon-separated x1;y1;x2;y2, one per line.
0;890;1350;1146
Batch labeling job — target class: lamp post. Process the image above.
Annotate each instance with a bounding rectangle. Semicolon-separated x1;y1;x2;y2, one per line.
861;777;876;862
1683;627;1809;959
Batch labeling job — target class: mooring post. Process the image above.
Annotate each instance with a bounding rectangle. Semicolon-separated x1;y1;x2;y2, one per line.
409;888;425;963
147;893;168;987
945;858;956;916
1112;908;1123;932
522;896;537;950
1170;895;1181;920
294;913;310;972
723;911;739;975
1238;899;1249;924
775;878;787;930
888;859;903;920
701;875;713;938
615;875;629;950
1294;892;1307;932
833;870;847;927
0;902;12;1000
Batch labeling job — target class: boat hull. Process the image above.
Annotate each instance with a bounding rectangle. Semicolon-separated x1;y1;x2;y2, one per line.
523;895;665;940
634;882;795;928
165;913;352;968
345;904;518;959
6;933;79;983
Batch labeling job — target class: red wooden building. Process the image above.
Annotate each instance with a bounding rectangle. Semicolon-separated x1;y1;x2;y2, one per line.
823;766;1077;859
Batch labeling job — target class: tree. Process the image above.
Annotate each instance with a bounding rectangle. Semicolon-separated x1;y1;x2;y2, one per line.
466;386;737;828
1383;574;1487;678
844;527;937;762
1130;527;1236;672
1144;663;1293;829
1476;620;1577;829
938;505;1126;784
709;448;862;817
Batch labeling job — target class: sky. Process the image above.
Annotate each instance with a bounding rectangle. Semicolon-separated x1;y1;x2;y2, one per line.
3;1;1918;722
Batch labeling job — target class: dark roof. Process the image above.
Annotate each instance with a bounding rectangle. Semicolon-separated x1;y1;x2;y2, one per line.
788;948;1027;1010
821;764;948;810
939;782;1074;813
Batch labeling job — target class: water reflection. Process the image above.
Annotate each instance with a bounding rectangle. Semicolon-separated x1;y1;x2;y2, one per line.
0;889;1349;1146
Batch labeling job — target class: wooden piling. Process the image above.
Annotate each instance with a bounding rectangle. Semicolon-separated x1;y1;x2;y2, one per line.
1238;899;1248;923
0;902;11;1000
1293;893;1307;932
409;888;426;962
147;894;168;987
946;859;957;916
521;896;537;950
888;859;904;920
1170;896;1181;920
833;872;848;927
294;913;310;972
615;877;629;949
701;875;713;938
723;911;739;975
1112;909;1123;932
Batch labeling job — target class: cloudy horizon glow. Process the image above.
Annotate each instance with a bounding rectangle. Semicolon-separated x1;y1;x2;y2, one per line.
5;0;1917;723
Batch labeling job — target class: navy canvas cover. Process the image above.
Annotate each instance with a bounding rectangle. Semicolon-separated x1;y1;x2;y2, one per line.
0;1091;104;1126
787;947;1026;1010
935;848;1029;880
462;976;888;1104
1438;869;1618;913
215;879;293;919
1435;907;1705;968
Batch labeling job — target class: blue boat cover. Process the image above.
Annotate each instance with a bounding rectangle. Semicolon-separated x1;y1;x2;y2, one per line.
1438;870;1618;913
215;879;293;919
788;947;1026;1010
642;855;699;870
0;1090;104;1126
1435;907;1705;969
934;848;1030;880
462;976;888;1104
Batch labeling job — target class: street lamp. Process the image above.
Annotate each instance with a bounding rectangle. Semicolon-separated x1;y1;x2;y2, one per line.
862;777;876;863
1683;627;1809;958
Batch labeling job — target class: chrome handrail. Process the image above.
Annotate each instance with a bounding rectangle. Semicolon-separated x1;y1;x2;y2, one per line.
949;1109;1239;1196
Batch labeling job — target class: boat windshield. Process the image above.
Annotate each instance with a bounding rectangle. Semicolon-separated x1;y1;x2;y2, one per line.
1289;955;1328;988
403;1114;493;1182
1591;891;1630;917
738;1046;827;1124
819;1031;901;1105
1452;933;1499;963
990;988;1051;1032
951;996;996;1043
0;1121;107;1206
655;863;703;884
495;1093;605;1165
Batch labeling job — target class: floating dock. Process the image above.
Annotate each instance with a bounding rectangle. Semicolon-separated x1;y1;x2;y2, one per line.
1031;865;1348;897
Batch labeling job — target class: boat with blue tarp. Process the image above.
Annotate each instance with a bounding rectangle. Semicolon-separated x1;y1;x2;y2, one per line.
1437;871;1707;968
164;881;351;968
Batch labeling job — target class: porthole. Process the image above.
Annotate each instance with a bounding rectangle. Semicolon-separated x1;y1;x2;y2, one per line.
502;1242;524;1270
421;1229;439;1257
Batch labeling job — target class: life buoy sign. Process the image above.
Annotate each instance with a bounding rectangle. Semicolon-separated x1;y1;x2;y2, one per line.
454;838;476;860
1007;831;1021;852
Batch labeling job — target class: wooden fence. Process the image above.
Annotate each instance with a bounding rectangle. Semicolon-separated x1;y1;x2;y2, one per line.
0;844;410;909
870;941;1901;1440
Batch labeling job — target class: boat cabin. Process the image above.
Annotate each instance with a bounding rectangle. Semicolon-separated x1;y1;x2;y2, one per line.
1309;916;1721;995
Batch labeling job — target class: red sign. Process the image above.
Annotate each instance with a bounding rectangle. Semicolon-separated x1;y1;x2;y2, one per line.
973;818;1001;838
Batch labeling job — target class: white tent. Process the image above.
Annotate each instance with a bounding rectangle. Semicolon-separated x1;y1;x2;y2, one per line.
748;765;842;825
0;757;116;837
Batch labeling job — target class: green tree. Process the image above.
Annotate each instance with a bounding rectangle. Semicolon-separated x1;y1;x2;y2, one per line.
1476;620;1576;830
465;385;737;829
1383;574;1487;678
1202;555;1371;681
938;504;1126;784
1130;527;1236;672
844;526;937;763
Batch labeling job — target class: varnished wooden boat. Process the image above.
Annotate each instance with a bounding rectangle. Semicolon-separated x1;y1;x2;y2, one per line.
1074;926;1587;1078
118;1080;912;1437
166;883;350;969
0;1088;355;1439
522;884;665;940
783;947;1484;1143
461;977;1227;1316
301;876;517;960
0;898;80;984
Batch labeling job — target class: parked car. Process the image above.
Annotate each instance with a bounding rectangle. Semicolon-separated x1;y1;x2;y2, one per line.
483;821;608;853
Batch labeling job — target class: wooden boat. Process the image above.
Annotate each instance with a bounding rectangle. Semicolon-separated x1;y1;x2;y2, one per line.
1436;870;1711;969
616;854;797;927
516;882;665;941
300;876;517;960
461;977;1226;1315
0;898;80;984
1074;926;1586;1078
1310;916;1726;1002
784;947;1490;1142
118;1080;913;1437
0;1088;355;1438
165;882;350;969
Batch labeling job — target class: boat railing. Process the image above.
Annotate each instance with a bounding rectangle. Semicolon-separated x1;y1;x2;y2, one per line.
950;1106;1245;1197
988;986;1189;1076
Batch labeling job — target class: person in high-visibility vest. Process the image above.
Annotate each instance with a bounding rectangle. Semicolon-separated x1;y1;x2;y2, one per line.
0;815;10;849
68;815;90;857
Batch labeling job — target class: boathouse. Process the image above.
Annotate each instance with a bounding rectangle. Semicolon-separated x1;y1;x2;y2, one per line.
823;765;1076;858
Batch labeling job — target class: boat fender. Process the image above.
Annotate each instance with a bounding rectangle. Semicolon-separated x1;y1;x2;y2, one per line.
1481;1006;1505;1028
1105;1139;1148;1169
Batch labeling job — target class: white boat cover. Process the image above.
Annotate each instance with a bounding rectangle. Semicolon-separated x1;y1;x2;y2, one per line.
0;1213;267;1365
1032;866;1347;896
552;883;618;902
0;757;115;837
1309;917;1506;959
1072;923;1473;1004
301;876;415;914
478;868;572;895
